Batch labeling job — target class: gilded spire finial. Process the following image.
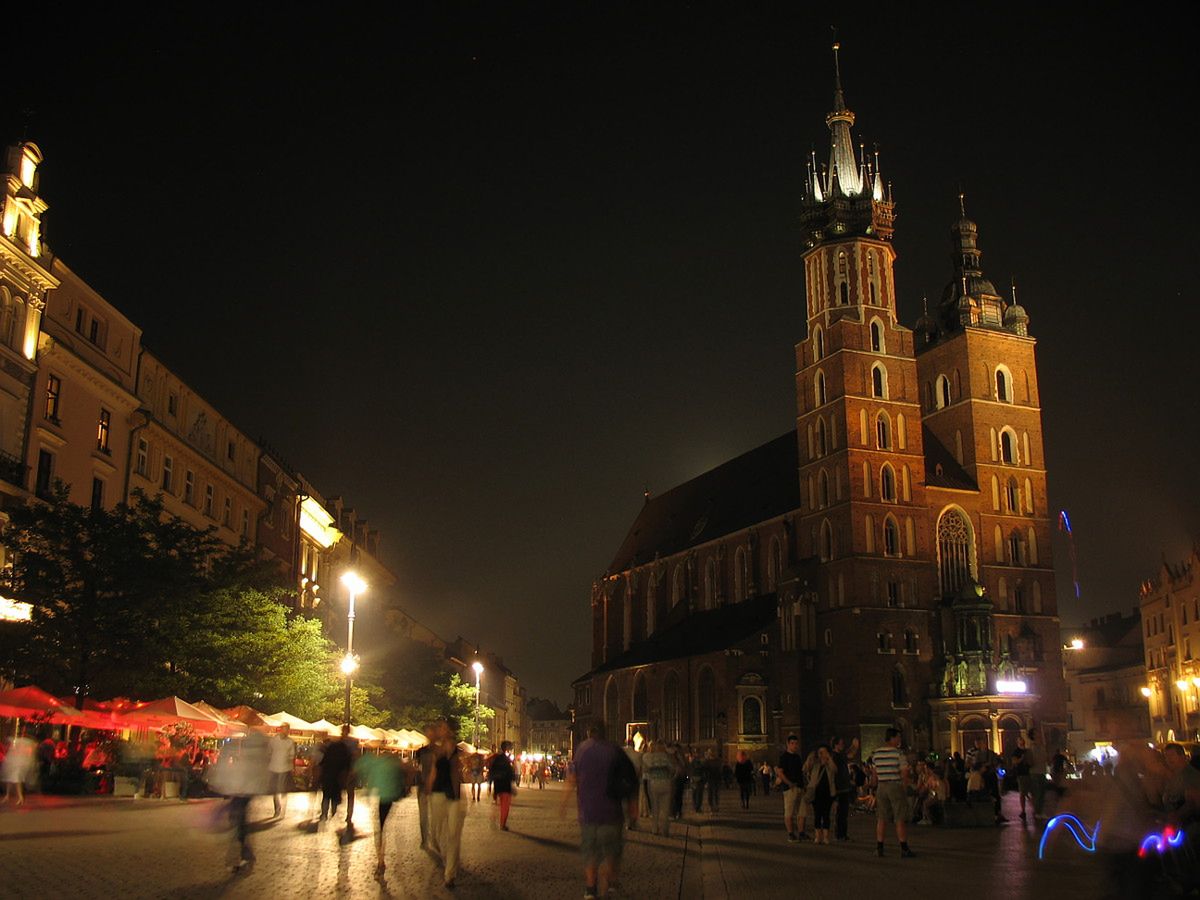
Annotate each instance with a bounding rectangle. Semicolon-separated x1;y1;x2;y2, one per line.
958;190;966;217
1010;278;1017;304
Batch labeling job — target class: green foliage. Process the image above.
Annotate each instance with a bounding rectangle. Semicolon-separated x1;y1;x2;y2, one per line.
0;490;382;722
444;673;494;746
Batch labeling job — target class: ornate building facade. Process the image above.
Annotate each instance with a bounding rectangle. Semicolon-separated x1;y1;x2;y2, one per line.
573;52;1067;760
1141;547;1200;743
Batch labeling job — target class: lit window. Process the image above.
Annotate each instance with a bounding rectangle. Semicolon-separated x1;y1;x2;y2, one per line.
96;408;111;453
19;153;36;188
44;375;61;422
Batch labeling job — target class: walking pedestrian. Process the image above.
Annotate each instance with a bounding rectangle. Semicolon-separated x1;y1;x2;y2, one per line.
806;745;837;844
1024;728;1049;821
776;734;807;842
469;752;484;802
703;749;722;812
489;741;516;830
642;740;677;836
268;723;296;817
212;730;270;873
669;744;686;819
734;750;754;810
561;720;627;900
966;736;1005;823
868;728;916;858
0;729;35;805
355;750;407;877
688;751;705;813
416;722;438;847
759;759;773;796
426;717;466;889
830;736;855;840
316;728;354;823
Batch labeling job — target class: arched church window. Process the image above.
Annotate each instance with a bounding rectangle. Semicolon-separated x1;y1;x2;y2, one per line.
815;371;827;406
883;517;900;557
671;565;684;608
813;327;824;360
818;469;830;508
704;558;717;609
662;672;681;741
1006;478;1019;513
839;282;849;305
995;365;1012;402
876;413;891;450
937;508;976;595
869;283;877;305
871;364;887;398
937;375;951;409
742;696;763;736
1000;429;1017;464
816;417;827;456
870;320;884;352
881;464;896;502
820;520;834;562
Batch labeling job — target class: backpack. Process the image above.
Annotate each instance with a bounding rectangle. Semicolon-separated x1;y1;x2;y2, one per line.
606;749;640;801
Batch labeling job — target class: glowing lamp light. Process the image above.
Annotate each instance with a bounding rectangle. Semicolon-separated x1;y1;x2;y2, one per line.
1176;679;1190;691
996;680;1028;694
1038;814;1100;860
472;661;484;676
1140;686;1153;698
0;596;33;622
341;571;367;595
340;654;359;675
1193;678;1200;688
1070;638;1084;650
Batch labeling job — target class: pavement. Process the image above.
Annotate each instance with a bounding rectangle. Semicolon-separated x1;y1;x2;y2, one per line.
0;784;1142;898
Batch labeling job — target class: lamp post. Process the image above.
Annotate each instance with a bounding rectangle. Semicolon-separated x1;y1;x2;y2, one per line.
341;571;366;726
472;660;484;748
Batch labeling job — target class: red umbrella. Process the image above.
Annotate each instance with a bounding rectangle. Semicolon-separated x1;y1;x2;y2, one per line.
122;697;223;734
0;685;84;723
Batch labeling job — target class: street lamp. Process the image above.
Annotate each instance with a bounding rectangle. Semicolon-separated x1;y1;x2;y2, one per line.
341;571;366;726
472;660;484;748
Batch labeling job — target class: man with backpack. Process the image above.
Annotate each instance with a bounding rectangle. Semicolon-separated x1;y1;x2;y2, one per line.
561;719;634;900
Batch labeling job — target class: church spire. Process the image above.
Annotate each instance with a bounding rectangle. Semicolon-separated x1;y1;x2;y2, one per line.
825;42;863;198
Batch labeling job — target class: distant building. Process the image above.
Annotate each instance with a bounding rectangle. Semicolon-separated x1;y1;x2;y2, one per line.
1141;546;1200;743
527;697;572;757
1061;611;1149;759
572;50;1067;762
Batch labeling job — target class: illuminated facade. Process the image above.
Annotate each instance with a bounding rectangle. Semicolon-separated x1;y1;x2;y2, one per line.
26;260;141;511
1061;611;1150;758
574;49;1067;760
0;143;55;527
1141;548;1200;743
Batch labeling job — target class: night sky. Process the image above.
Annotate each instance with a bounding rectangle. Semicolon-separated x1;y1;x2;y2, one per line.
8;7;1198;704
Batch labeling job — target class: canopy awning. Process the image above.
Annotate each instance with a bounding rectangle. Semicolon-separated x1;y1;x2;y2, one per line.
0;685;84;724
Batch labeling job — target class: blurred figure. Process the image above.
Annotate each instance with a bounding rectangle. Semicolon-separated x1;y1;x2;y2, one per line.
415;722;438;848
1094;742;1165;899
643;740;677;835
734;750;754;810
562;720;627;900
355;750;407;877
268;723;295;817
805;745;837;844
1162;742;1200;822
1;729;36;805
426;717;466;889
212;731;270;872
489;741;516;830
317;728;353;824
469;752;484;802
623;739;643;827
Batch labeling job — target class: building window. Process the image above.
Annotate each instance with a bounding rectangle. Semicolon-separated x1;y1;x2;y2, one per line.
870;320;884;353
887;581;900;608
904;629;918;654
95;408;111;453
820;520;834;562
663;672;681;742
1006;478;1019;513
877;413;891;449
871;364;887;398
223;498;232;527
839;282;849;305
816;371;827;406
881;464;896;502
227;440;236;461
184;470;195;505
204;485;215;517
90;477;105;511
884;518;900;557
1000;429;1017;464
742;697;763;736
35;449;54;499
813;327;824;360
161;455;174;492
697;668;716;740
937;374;951;408
816;417;827;456
167;392;178;417
44;375;61;422
671;565;684;607
878;630;894;653
136;439;148;476
892;668;909;707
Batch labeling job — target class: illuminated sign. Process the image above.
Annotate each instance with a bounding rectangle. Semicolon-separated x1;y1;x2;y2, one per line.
299;496;341;549
0;596;33;622
996;680;1027;694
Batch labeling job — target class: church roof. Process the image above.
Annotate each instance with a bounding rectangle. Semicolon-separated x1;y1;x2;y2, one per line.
922;426;978;492
607;431;800;574
586;592;780;677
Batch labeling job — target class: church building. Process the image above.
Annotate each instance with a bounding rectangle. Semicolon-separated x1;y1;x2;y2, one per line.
572;50;1067;760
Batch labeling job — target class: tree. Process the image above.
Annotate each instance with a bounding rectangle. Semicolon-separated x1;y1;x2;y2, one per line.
443;673;494;746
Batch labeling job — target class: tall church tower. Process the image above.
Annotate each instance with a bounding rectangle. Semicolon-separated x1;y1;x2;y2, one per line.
795;46;936;745
916;200;1066;750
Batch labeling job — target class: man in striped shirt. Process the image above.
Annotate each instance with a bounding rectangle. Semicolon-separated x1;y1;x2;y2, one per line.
868;728;915;858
